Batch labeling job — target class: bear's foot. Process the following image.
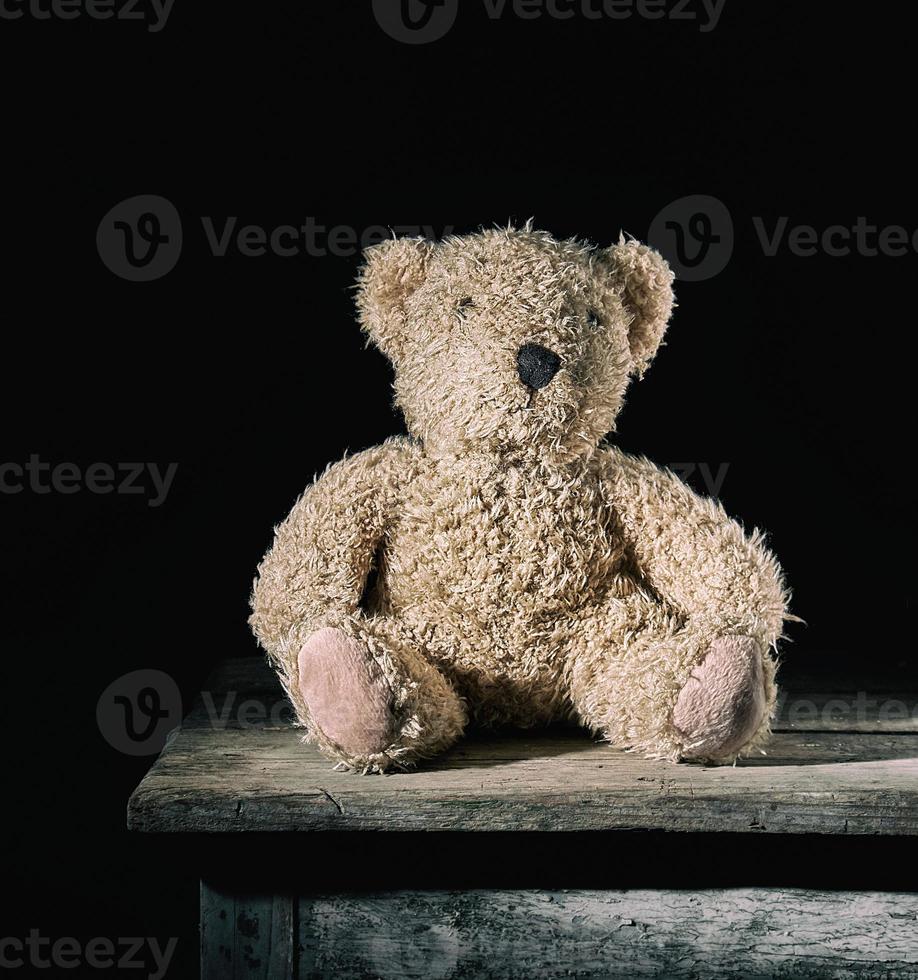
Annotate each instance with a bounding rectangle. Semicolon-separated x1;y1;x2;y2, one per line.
298;627;396;761
672;635;767;762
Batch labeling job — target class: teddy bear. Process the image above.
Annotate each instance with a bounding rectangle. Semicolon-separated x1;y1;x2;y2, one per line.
249;225;789;772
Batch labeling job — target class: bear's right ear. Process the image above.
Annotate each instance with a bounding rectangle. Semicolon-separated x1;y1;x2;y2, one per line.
598;238;675;378
356;237;434;359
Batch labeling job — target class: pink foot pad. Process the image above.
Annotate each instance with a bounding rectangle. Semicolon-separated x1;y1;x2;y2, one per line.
673;636;767;760
298;627;395;757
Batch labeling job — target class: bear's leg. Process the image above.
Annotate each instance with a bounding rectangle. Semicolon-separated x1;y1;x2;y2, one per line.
564;599;776;763
287;616;467;772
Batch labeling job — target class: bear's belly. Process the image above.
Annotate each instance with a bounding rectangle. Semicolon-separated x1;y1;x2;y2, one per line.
387;467;626;618
371;459;637;723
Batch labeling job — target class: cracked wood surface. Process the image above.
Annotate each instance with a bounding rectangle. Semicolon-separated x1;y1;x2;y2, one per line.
202;884;918;980
128;659;918;835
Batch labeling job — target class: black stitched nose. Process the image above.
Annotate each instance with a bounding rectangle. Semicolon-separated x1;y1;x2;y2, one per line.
517;344;562;389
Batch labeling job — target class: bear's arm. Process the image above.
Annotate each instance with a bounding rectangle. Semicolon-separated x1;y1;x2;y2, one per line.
248;436;416;663
598;446;789;647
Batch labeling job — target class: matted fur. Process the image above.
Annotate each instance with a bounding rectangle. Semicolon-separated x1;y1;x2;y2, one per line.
250;225;790;772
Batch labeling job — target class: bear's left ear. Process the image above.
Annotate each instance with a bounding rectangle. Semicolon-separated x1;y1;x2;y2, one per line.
356;237;435;360
598;239;675;377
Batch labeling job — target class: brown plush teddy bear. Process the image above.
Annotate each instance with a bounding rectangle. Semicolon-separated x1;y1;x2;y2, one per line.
250;225;789;772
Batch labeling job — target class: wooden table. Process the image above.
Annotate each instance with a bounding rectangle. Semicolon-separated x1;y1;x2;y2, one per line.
128;659;918;978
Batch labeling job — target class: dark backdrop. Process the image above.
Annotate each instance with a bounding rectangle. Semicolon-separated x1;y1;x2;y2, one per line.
1;3;913;975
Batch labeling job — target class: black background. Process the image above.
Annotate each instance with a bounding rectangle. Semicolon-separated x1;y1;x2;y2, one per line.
1;2;914;975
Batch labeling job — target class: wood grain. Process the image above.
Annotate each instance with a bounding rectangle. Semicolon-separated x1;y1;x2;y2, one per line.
201;883;295;980
127;658;918;836
129;727;918;835
201;883;918;979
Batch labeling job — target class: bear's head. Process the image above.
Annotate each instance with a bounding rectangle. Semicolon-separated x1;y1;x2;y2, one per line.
356;225;675;463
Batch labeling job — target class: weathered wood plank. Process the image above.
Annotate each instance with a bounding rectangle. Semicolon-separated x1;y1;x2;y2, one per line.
200;881;234;980
128;724;918;835
201;881;295;980
204;885;918;979
128;659;918;835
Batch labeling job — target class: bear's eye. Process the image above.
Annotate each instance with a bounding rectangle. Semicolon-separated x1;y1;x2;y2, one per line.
456;297;475;318
586;309;602;327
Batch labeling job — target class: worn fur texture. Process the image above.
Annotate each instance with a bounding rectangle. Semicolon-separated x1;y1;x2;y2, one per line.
250;225;790;772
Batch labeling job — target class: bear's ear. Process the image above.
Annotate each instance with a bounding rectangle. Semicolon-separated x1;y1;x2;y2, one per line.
598;239;675;377
356;237;434;359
